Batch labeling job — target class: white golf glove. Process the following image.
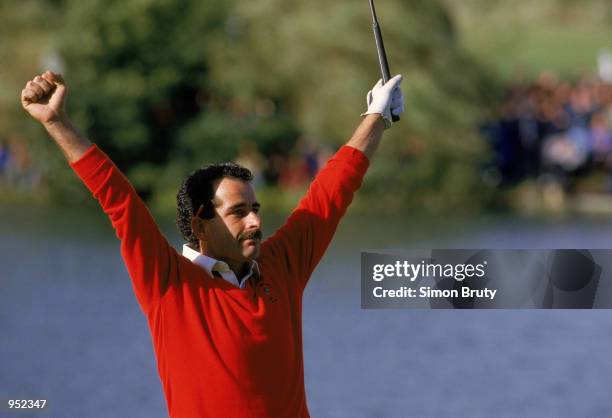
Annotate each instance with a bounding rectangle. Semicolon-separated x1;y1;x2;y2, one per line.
361;74;404;129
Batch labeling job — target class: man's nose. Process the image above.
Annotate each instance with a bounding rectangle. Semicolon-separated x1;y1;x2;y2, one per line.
246;211;261;229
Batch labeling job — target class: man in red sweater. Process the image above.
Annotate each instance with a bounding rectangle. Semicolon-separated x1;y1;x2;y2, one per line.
21;71;403;417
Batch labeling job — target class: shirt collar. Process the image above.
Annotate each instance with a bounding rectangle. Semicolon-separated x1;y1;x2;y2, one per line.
182;244;259;287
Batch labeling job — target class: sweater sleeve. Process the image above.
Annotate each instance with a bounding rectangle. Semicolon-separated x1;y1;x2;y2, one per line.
70;145;179;314
262;145;369;291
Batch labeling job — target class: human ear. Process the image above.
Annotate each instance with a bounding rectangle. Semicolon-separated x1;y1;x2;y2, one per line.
191;217;207;241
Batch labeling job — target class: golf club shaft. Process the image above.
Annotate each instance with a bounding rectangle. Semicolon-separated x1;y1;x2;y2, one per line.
368;0;399;122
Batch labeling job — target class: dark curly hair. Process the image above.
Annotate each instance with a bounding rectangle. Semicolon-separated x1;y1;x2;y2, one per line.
176;162;253;251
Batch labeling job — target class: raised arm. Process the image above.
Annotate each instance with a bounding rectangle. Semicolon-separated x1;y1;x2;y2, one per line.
21;71;179;313
262;75;404;290
21;71;91;162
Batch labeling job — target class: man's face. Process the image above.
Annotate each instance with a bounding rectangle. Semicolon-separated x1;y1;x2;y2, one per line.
203;177;262;263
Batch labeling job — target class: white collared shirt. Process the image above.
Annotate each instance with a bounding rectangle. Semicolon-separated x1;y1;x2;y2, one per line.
182;244;259;289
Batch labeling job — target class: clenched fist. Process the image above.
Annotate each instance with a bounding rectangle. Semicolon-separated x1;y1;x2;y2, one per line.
21;71;67;124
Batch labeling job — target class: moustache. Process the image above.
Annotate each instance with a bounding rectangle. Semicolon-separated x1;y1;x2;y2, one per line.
238;229;262;242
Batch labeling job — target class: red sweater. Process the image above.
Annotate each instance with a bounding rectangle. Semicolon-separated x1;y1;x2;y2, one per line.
70;145;369;418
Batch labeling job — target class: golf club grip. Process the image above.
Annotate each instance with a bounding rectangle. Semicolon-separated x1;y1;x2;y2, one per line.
372;22;400;122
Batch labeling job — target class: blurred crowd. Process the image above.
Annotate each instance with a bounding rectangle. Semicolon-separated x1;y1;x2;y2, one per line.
484;72;612;190
0;135;40;193
234;137;333;191
8;70;612;201
0;133;331;198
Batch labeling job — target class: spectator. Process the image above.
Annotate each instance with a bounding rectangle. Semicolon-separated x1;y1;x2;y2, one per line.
234;140;266;188
485;71;612;194
0;139;10;180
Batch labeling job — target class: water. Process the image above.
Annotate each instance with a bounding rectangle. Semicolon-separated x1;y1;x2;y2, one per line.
2;206;612;417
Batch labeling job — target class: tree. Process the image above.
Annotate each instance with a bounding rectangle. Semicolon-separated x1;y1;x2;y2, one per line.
47;0;500;213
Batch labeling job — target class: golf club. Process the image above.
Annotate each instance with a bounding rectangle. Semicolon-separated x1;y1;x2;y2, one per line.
368;0;399;122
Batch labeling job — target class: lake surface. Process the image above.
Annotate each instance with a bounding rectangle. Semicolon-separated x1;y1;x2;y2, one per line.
2;205;612;417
